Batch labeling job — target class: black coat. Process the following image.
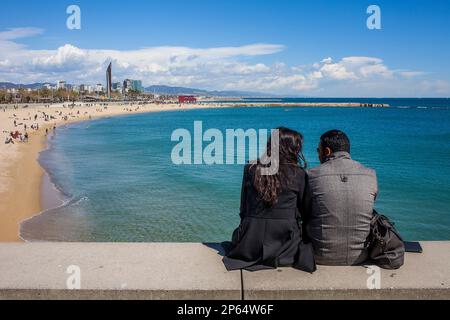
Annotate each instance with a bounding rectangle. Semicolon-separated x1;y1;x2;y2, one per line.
223;163;307;271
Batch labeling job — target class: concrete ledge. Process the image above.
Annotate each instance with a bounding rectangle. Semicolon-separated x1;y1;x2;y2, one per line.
0;243;241;300
0;242;449;300
243;241;450;300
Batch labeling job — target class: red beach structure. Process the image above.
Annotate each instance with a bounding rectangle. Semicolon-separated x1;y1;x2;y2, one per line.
178;96;197;104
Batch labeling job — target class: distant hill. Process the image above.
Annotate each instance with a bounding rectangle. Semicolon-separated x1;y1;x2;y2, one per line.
144;85;271;97
0;82;54;89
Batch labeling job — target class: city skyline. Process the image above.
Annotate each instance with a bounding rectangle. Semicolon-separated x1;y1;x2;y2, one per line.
0;0;449;97
1;65;145;98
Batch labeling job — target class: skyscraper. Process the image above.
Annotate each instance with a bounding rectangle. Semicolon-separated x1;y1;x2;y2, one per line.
106;62;112;98
131;80;144;93
57;81;66;90
122;78;144;94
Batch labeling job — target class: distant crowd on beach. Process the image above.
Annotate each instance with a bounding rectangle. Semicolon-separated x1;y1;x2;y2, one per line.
1;103;114;145
2;100;185;146
4;131;28;144
3;111;51;144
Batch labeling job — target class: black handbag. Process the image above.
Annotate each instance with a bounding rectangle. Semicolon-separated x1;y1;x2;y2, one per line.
366;210;405;269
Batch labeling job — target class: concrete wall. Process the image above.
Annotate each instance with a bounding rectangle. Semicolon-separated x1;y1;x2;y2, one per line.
0;242;448;300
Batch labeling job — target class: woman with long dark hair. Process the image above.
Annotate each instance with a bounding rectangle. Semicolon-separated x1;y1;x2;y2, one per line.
223;127;314;272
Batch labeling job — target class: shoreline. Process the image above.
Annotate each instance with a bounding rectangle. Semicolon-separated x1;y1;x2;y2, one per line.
0;102;231;242
19;170;68;242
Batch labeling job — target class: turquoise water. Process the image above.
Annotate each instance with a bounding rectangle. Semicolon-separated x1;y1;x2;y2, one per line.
21;100;450;242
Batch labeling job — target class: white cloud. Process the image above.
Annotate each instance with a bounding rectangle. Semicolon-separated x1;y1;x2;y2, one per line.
316;56;393;80
319;62;357;80
398;71;427;78
31;44;89;71
420;80;450;95
0;27;43;41
0;37;284;86
0;27;447;96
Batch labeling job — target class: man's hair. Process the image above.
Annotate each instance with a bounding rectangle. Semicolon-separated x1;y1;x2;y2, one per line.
320;130;350;153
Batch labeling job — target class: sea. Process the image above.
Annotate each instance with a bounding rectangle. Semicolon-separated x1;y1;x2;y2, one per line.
20;98;450;242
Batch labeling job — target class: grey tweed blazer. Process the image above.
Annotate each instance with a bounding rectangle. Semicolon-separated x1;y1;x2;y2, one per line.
304;152;378;265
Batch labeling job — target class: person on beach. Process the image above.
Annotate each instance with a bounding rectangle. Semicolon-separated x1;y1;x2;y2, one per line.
303;130;378;266
223;127;312;271
5;136;14;144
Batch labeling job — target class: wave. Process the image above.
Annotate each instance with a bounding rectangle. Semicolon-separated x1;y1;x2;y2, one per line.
19;195;89;242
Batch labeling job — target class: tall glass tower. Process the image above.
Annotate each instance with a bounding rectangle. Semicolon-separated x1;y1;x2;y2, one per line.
106;62;112;99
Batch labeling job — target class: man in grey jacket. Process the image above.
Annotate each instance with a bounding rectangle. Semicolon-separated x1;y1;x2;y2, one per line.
303;130;378;265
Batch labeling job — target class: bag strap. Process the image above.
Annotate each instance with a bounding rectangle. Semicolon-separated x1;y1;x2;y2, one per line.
365;211;385;248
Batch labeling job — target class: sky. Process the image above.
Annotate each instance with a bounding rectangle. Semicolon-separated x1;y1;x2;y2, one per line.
0;0;449;97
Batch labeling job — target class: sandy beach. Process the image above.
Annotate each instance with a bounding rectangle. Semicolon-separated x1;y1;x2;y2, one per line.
0;102;227;242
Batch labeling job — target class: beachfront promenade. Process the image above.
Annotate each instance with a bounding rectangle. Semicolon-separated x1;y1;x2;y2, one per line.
0;242;448;300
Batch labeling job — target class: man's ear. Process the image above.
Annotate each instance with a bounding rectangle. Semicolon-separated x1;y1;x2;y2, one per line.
325;147;332;157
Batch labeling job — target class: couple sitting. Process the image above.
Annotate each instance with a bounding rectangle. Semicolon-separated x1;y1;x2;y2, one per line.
223;128;378;271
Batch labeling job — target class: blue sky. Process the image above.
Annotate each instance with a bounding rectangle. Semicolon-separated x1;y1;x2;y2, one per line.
0;0;449;96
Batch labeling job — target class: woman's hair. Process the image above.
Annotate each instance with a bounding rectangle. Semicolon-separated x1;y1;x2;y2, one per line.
253;127;307;207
